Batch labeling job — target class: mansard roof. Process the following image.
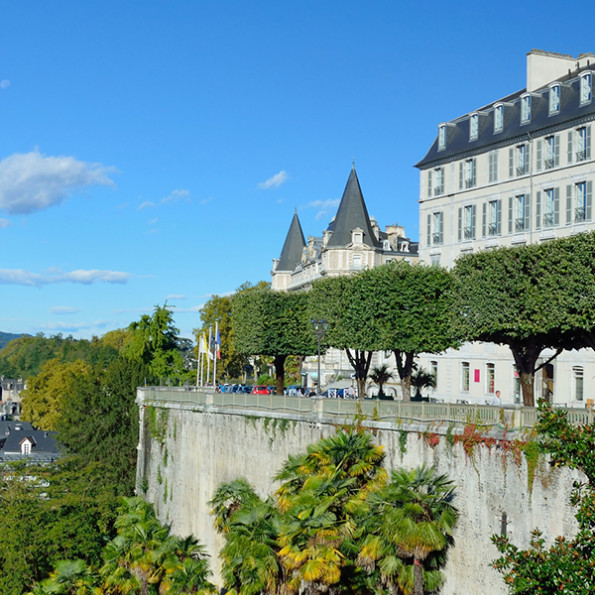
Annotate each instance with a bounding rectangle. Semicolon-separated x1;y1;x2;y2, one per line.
416;61;595;169
277;210;306;271
326;167;380;248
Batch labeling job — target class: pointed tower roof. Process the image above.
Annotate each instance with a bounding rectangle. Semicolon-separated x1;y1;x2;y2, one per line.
277;210;306;271
326;167;380;248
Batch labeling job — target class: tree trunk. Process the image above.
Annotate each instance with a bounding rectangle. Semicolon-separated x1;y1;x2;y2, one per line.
519;371;535;407
510;345;540;407
394;350;414;401
274;354;286;396
413;558;424;595
345;348;373;399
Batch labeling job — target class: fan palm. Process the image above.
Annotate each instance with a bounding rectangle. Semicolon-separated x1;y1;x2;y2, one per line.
369;364;394;397
410;368;436;400
357;465;458;595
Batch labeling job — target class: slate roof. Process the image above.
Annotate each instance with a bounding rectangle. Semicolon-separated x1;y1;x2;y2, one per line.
416;62;595;169
326;167;380;248
277;210;306;271
0;421;60;460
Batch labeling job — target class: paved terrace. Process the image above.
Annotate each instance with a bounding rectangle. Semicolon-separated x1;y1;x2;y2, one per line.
138;387;595;434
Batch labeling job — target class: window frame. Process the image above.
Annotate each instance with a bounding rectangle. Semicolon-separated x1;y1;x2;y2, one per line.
549;83;560;115
580;72;592;105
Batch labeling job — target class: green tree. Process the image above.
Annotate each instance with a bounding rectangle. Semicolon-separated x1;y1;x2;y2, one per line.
358;466;459;595
57;357;152;495
213;430;457;594
196;293;247;382
450;235;595;406
29;496;215;595
492;400;595;593
20;359;93;430
0;460;120;595
211;479;282;594
369;364;394;397
123;304;186;378
361;262;458;401
410;367;436;400
310;275;382;398
233;287;317;396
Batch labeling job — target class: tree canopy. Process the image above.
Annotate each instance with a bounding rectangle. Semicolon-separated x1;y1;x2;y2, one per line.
451;234;595;405
361;261;458;400
232;287;317;395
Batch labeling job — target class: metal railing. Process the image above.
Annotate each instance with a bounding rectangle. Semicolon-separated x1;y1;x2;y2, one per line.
138;388;595;430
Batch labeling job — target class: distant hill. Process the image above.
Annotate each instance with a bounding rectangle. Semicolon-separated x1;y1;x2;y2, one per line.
0;332;27;351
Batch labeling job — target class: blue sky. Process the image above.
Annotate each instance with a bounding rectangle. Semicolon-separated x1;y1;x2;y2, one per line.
1;0;592;341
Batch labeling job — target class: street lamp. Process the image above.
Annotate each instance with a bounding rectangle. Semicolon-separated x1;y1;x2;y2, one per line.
311;319;329;396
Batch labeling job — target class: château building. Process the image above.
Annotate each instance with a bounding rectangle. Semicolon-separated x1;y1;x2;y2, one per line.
416;50;595;406
272;166;418;389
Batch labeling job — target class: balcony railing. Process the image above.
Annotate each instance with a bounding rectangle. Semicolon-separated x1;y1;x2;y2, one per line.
514;218;526;232
138;387;595;431
576;150;587;162
544;158;555;169
543;212;555;227
465;179;475;189
487;222;498;236
432;232;443;245
516;165;528;176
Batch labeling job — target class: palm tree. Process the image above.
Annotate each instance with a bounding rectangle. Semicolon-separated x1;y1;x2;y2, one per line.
211;479;282;595
410;368;436;400
357;465;458;595
275;430;388;593
369;364;394;397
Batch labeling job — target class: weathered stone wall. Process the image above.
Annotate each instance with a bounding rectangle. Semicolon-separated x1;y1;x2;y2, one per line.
137;394;581;594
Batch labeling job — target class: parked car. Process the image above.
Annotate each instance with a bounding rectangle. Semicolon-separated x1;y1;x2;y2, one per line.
251;385;269;395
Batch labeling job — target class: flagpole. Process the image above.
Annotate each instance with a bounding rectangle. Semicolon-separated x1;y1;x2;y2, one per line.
206;327;212;386
213;323;217;388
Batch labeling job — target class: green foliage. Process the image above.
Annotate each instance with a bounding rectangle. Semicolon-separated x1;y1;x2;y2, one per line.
20;359;93;430
0;333;118;380
369;364;394;396
232;287;317;395
452;232;595;405
361;261;458;400
197;292;248;382
57;356;152;495
147;405;169;446
123;304;187;378
493;401;595;593
29;496;215;595
0;460;120;595
212;430;458;595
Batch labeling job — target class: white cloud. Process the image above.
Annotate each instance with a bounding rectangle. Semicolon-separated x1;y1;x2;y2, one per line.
161;189;190;204
50;306;82;315
0;150;116;215
304;198;340;220
200;196;213;205
0;219;10;228
138;200;155;210
148;218;158;226
0;80;10;89
0;268;131;287
258;170;288;190
41;320;109;333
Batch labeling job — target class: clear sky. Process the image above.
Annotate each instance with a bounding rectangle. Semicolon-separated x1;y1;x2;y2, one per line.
1;0;592;341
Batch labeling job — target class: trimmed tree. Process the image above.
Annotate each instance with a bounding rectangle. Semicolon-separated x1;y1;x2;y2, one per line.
232;287;317;396
361;261;458;401
310;274;382;398
450;235;595;406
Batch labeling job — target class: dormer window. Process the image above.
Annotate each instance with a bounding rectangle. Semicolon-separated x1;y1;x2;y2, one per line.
580;72;592;105
382;239;391;251
352;229;363;244
438;124;446;150
494;105;503;133
469;113;479;141
521;94;531;124
549;84;560;114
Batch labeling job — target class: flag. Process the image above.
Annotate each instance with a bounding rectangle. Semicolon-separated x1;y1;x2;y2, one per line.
215;322;221;360
208;327;214;360
198;334;207;355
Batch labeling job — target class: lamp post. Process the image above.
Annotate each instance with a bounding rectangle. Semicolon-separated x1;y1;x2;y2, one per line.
311;319;329;396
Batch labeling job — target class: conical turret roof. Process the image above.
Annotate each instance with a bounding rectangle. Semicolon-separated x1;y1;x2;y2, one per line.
326;167;380;248
277;210;306;271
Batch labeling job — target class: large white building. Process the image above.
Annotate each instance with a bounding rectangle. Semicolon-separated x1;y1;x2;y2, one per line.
416;50;595;406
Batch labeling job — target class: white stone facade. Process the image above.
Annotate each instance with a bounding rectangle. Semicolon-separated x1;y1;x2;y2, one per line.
417;50;595;407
